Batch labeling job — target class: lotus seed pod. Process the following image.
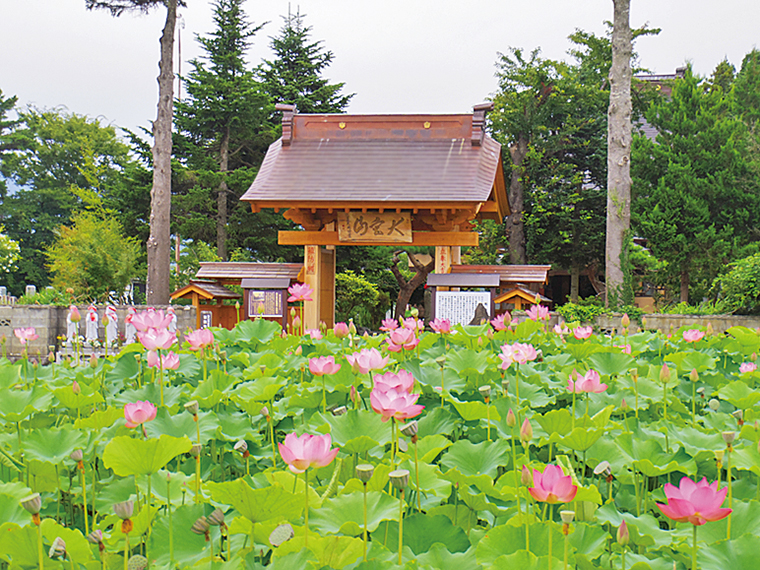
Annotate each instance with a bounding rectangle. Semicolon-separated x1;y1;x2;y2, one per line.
207;508;225;526
435;356;446;368
72;380;81;395
70;449;83;462
715;449;725;462
356;464;375;483
48;536;66;559
389;469;410;490
190;443;203;457
502;379;510;393
234;440;248;453
593;461;611;476
270;523;295;547
617;521;630;546
506;409;516;428
127;555;148;570
191;516;210;535
400;420;418;438
732;410;744;421
260;406;270;418
722;431;736;444
479;385;492;400
184;400;199;415
87;530;103;544
113;500;134;520
696;387;705;395
621;313;630;329
708;398;720;411
560;510;575;524
332;405;347;416
690;368;699;383
20;493;41;515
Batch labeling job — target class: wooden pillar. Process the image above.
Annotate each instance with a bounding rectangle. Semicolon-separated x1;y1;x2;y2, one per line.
304;245;322;331
435;246;451;292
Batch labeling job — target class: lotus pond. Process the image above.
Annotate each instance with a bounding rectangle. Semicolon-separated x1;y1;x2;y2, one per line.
2;312;760;570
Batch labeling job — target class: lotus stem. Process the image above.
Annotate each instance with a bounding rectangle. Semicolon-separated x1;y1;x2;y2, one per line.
547;504;553;570
511;430;522;520
486;400;491;441
37;523;43;570
571;390;576;431
622;545;626;570
727;449;732;540
123;533;129;570
304;469;310;547
80;465;88;536
167;476;174;565
692;381;697;425
414;440;421;512
398;488;404;566
363;482;368;561
195;454;201;503
269;402;276;466
391;418;396;469
440;365;445;407
692;523;698;570
322;376;327;414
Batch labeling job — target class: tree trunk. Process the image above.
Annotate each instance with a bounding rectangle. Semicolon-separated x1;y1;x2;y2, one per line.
390;252;434;319
570;263;580;303
680;268;690;304
146;0;177;305
605;0;633;308
217;125;230;260
508;134;528;264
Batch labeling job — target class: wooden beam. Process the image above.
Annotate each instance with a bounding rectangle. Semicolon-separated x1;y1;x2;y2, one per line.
278;231;479;247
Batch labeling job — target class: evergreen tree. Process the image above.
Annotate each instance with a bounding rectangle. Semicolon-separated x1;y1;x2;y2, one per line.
632;66;760;303
174;0;272;259
0;89;21;198
258;8;354;113
733;49;760;127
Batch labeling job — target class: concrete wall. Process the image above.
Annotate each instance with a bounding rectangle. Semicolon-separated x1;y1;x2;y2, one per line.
0;305;196;360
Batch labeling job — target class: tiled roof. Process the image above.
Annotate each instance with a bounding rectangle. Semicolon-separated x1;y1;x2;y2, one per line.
170;281;241;300
240;110;507;216
450;265;551;283
196;262;303;281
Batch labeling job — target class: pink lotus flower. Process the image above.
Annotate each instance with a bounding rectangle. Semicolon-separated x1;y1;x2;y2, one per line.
131;308;172;332
490;313;509;331
370;388;424;422
333;322;350;339
573;326;593;340
308;355;341;376
185;329;214;351
386;327;419;352
146;350;159;368
429;318;452;334
305;329;323;340
499;342;538;369
683;329;705;343
14;327;38;345
124;401;157;428
278;432;339;474
615;344;632;354
553;323;570;336
346;348;389;374
740;362;758;374
568;369;608;393
656;477;731;526
526;304;550;321
403;317;425;332
287;283;314;303
374;369;415;394
69;305;81;323
162;351;180;370
380;318;399;332
138;328;176;351
528;464;578;504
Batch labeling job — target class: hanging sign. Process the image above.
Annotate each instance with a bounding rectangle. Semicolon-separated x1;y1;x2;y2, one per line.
337;212;412;243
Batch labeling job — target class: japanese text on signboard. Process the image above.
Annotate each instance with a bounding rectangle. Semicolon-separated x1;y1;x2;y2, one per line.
337;212;412;243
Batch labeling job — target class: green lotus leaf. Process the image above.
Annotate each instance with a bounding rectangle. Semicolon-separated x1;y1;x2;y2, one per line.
564;342;605;362
718;380;760;409
206;479;302;523
403;360;467;394
397;458;452;504
413;434;453;463
94;475;136;511
445;348;490;376
234;377;287;403
562;427;605;452
136;470;193;507
264;470;322;509
274;534;364;569
476;522;562;565
22;425;86;464
440;439;509;488
102;434;193;476
74;406;124;430
115;383;183;409
535;409;574;439
588;351;636;377
215;410;262;443
415;542;480;570
417;406;460;439
145;407;219;444
315;409;389;455
41;518;92;563
53;383;103;410
376;513;470;555
309;490;398;535
0;522;38;565
0;386;53;422
594;502;671;548
665;351;716;374
488;550;546;570
192;369;240;407
456;323;491;338
148;504;209;566
698;532;760;570
450;397;501;423
0;492;32;526
229;318;282;347
106;353;139;382
341;463;392;495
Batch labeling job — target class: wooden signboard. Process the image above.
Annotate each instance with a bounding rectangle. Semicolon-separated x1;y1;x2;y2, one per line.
247;289;284;318
337;212;412;243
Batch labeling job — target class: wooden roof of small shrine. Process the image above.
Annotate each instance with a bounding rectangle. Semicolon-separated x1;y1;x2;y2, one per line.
240;103;510;230
494;286;552;305
450;264;551;284
195;262;304;285
170;281;241;301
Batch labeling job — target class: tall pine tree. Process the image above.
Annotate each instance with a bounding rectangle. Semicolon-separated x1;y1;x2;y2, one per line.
175;0;272;259
258;8;353;113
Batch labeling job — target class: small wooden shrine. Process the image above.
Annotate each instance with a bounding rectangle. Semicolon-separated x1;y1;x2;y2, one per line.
240;103;511;329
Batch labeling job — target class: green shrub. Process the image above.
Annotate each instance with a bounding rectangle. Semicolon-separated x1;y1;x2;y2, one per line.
711;253;760;314
335;270;389;329
556;301;606;324
17;287;73;306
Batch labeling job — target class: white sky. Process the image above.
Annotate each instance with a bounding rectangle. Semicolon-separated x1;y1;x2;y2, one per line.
1;0;758;135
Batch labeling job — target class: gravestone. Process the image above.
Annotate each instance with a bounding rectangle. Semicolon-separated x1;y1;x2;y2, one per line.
25;285;36;297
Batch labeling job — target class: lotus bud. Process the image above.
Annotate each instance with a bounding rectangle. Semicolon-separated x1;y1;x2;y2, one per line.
521;464;532;486
319;321;327;334
48;351;55;362
350;385;357;404
757;439;760;454
87;529;103;544
48;537;66;559
190;443;203;457
290;307;297;319
72;380;81;395
127;555;148;570
348;319;357;335
235;301;241;312
708;398;720;411
506;409;516;428
70;449;83;462
722;431;736;445
207;508;225;526
641;316;647;328
486;328;494;340
479;385;492;401
191;516;210;535
389;469;410;490
621;398;629;411
706;322;714;336
617;520;630;546
593;461;611;476
660;363;671;384
477;336;484;347
690;368;699;383
332;405;347;416
400;420;418;438
21;493;41;516
184;400;199;415
334;322;349;339
292;316;301;331
89;353;98;368
363;331;370;339
295;345;302;356
113;500;134;520
356;464;375;483
560;510;575;524
257;302;265;315
621;313;630;329
102;314;110;326
269;523;295;547
520;417;533;442
502;379;510;394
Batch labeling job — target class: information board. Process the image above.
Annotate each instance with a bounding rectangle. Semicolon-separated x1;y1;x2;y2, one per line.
248;290;284;318
435;292;491;325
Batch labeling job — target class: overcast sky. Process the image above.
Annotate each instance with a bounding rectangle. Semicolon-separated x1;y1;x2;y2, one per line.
1;0;758;135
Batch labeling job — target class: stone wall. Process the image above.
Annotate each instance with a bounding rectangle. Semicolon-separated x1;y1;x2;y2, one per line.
0;305;196;360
